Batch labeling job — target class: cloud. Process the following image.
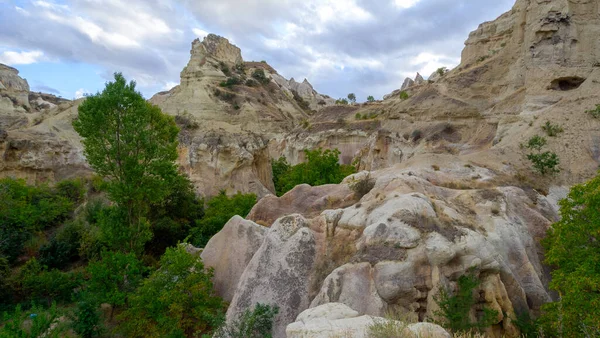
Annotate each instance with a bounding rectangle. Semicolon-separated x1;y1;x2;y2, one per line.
0;0;516;100
75;88;88;99
0;50;45;65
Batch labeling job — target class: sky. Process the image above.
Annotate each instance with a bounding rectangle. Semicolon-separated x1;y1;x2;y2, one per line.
0;0;515;101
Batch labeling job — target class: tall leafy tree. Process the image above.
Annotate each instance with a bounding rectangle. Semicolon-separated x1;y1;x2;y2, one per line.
541;173;600;336
72;73;180;253
347;93;356;103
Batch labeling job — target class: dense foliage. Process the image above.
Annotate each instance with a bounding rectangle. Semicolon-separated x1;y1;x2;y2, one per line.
435;272;498;333
215;303;279;338
541;172;600;337
117;245;225;337
190;191;256;248
0;178;78;263
271;148;356;196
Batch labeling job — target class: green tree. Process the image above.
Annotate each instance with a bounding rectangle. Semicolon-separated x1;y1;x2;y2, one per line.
273;148;356;196
190;191;256;247
72;73;180;253
347;93;356;103
367;95;375;103
523;135;560;175
541;173;600;336
86;250;146;320
118;245;225;337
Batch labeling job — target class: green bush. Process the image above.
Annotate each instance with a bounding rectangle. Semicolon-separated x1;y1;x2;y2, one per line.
0;178;75;263
146;174;204;256
220;76;242;87
586;104;600;118
527;151;560;175
347;93;356;103
39;221;83;269
18;258;81;306
190;191;256;248
399;91;409;100
434;271;498;333
523;135;559;175
215;303;279;338
335;98;349;105
118;245;225;338
251;69;270;85
219;62;231;76
86;251;146;320
541;121;563;137
55;179;86;204
272;148;356;196
71;298;103;338
0;302;66;338
367;95;375;102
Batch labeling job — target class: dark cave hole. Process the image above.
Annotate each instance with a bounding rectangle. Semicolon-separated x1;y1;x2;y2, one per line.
549;76;586;91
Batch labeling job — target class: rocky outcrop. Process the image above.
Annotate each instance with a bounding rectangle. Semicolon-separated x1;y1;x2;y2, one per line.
400;77;415;91
286;303;450;338
271;75;335;111
206;160;564;337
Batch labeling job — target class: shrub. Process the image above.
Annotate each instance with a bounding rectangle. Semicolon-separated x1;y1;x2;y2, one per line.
219;61;231;76
39;221;83;269
541;121;563;137
86;250;146;320
527;151;560;175
272;148;356;196
190;191;256;248
586;104;600;118
118;245;225;338
335;98;349;105
436;67;449;77
251;69;270;85
245;78;257;87
174;113;200;130
18;258;81;306
434;271;498;333
399;91;409;100
220;76;242;87
0;178;75;263
355;113;362;120
292;91;310;110
367;95;375;102
0;302;66;338
146;174;204;256
55;179;86;204
523;135;559;175
215;303;279;338
72;297;103;338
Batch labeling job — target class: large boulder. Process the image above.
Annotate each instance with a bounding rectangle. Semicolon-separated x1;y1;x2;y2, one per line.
200;216;267;302
286;303;450;338
225;214;318;338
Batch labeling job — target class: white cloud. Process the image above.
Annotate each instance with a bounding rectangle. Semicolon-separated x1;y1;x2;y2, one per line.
0;50;45;65
393;0;421;9
75;88;88;99
163;81;178;90
192;28;208;39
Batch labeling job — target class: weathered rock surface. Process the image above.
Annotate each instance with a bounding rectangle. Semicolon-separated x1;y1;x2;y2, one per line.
206;159;565;337
286;303;450;338
225;214;318;337
200;216;267;302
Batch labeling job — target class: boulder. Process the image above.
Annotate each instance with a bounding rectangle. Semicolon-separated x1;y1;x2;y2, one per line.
200;216;267;302
225;214;317;338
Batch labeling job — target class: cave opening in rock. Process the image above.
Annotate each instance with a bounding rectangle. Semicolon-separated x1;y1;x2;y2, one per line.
549;76;586;91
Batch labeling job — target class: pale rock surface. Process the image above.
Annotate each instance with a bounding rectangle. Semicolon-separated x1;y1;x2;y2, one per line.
286;303;450;338
225;214;317;338
400;77;415;91
414;72;425;85
200;216;267;302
